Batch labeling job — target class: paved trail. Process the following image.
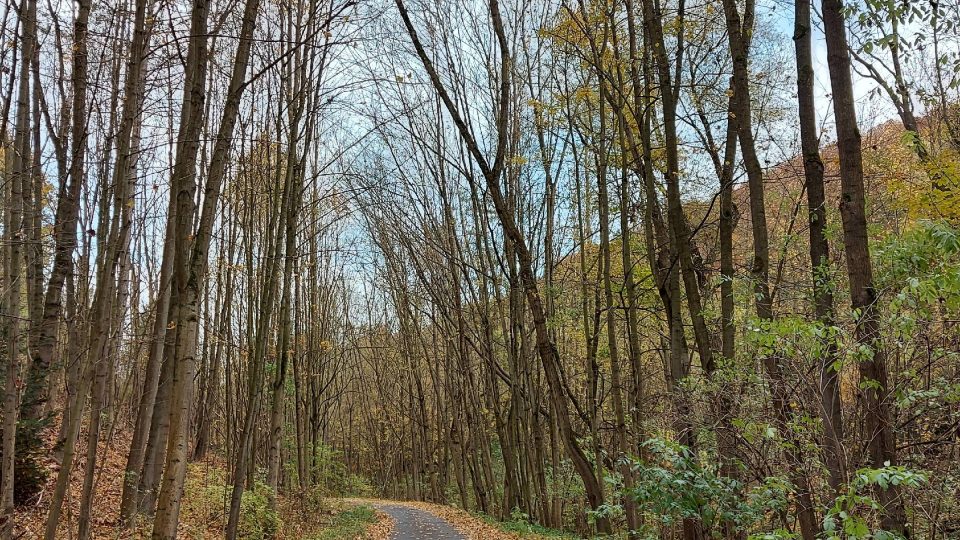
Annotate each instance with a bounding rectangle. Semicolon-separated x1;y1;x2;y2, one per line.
375;503;466;540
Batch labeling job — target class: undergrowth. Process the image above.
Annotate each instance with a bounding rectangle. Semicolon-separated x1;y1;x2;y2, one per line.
480;509;583;539
310;505;379;540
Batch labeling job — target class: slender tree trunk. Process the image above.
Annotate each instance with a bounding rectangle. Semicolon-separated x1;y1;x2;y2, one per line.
597;83;635;534
267;84;308;500
794;0;846;496
822;0;907;533
1;0;36;531
138;341;175;515
147;0;210;533
636;0;695;458
17;0;86;483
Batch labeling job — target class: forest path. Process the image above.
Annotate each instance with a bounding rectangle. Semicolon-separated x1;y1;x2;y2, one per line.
374;502;466;540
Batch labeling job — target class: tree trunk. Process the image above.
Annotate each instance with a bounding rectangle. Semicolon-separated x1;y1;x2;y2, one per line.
822;0;908;533
794;0;846;496
1;0;37;532
148;0;211;533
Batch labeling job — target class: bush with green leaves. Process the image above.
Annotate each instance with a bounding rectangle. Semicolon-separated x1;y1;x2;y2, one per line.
311;505;379;540
186;472;281;539
877;219;960;317
238;481;283;539
822;465;927;540
311;443;375;497
476;507;579;539
621;438;792;538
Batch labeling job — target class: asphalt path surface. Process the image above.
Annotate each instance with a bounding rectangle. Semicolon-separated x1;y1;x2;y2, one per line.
375;503;466;540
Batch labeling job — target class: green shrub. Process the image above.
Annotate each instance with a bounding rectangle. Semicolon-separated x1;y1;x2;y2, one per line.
181;465;281;540
822;465;927;540
311;444;375;497
621;438;791;537
312;505;378;540
238;481;283;540
479;508;579;538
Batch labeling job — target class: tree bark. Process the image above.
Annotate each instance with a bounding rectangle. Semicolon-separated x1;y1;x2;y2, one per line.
822;0;908;533
148;0;211;533
2;0;36;532
794;0;846;496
